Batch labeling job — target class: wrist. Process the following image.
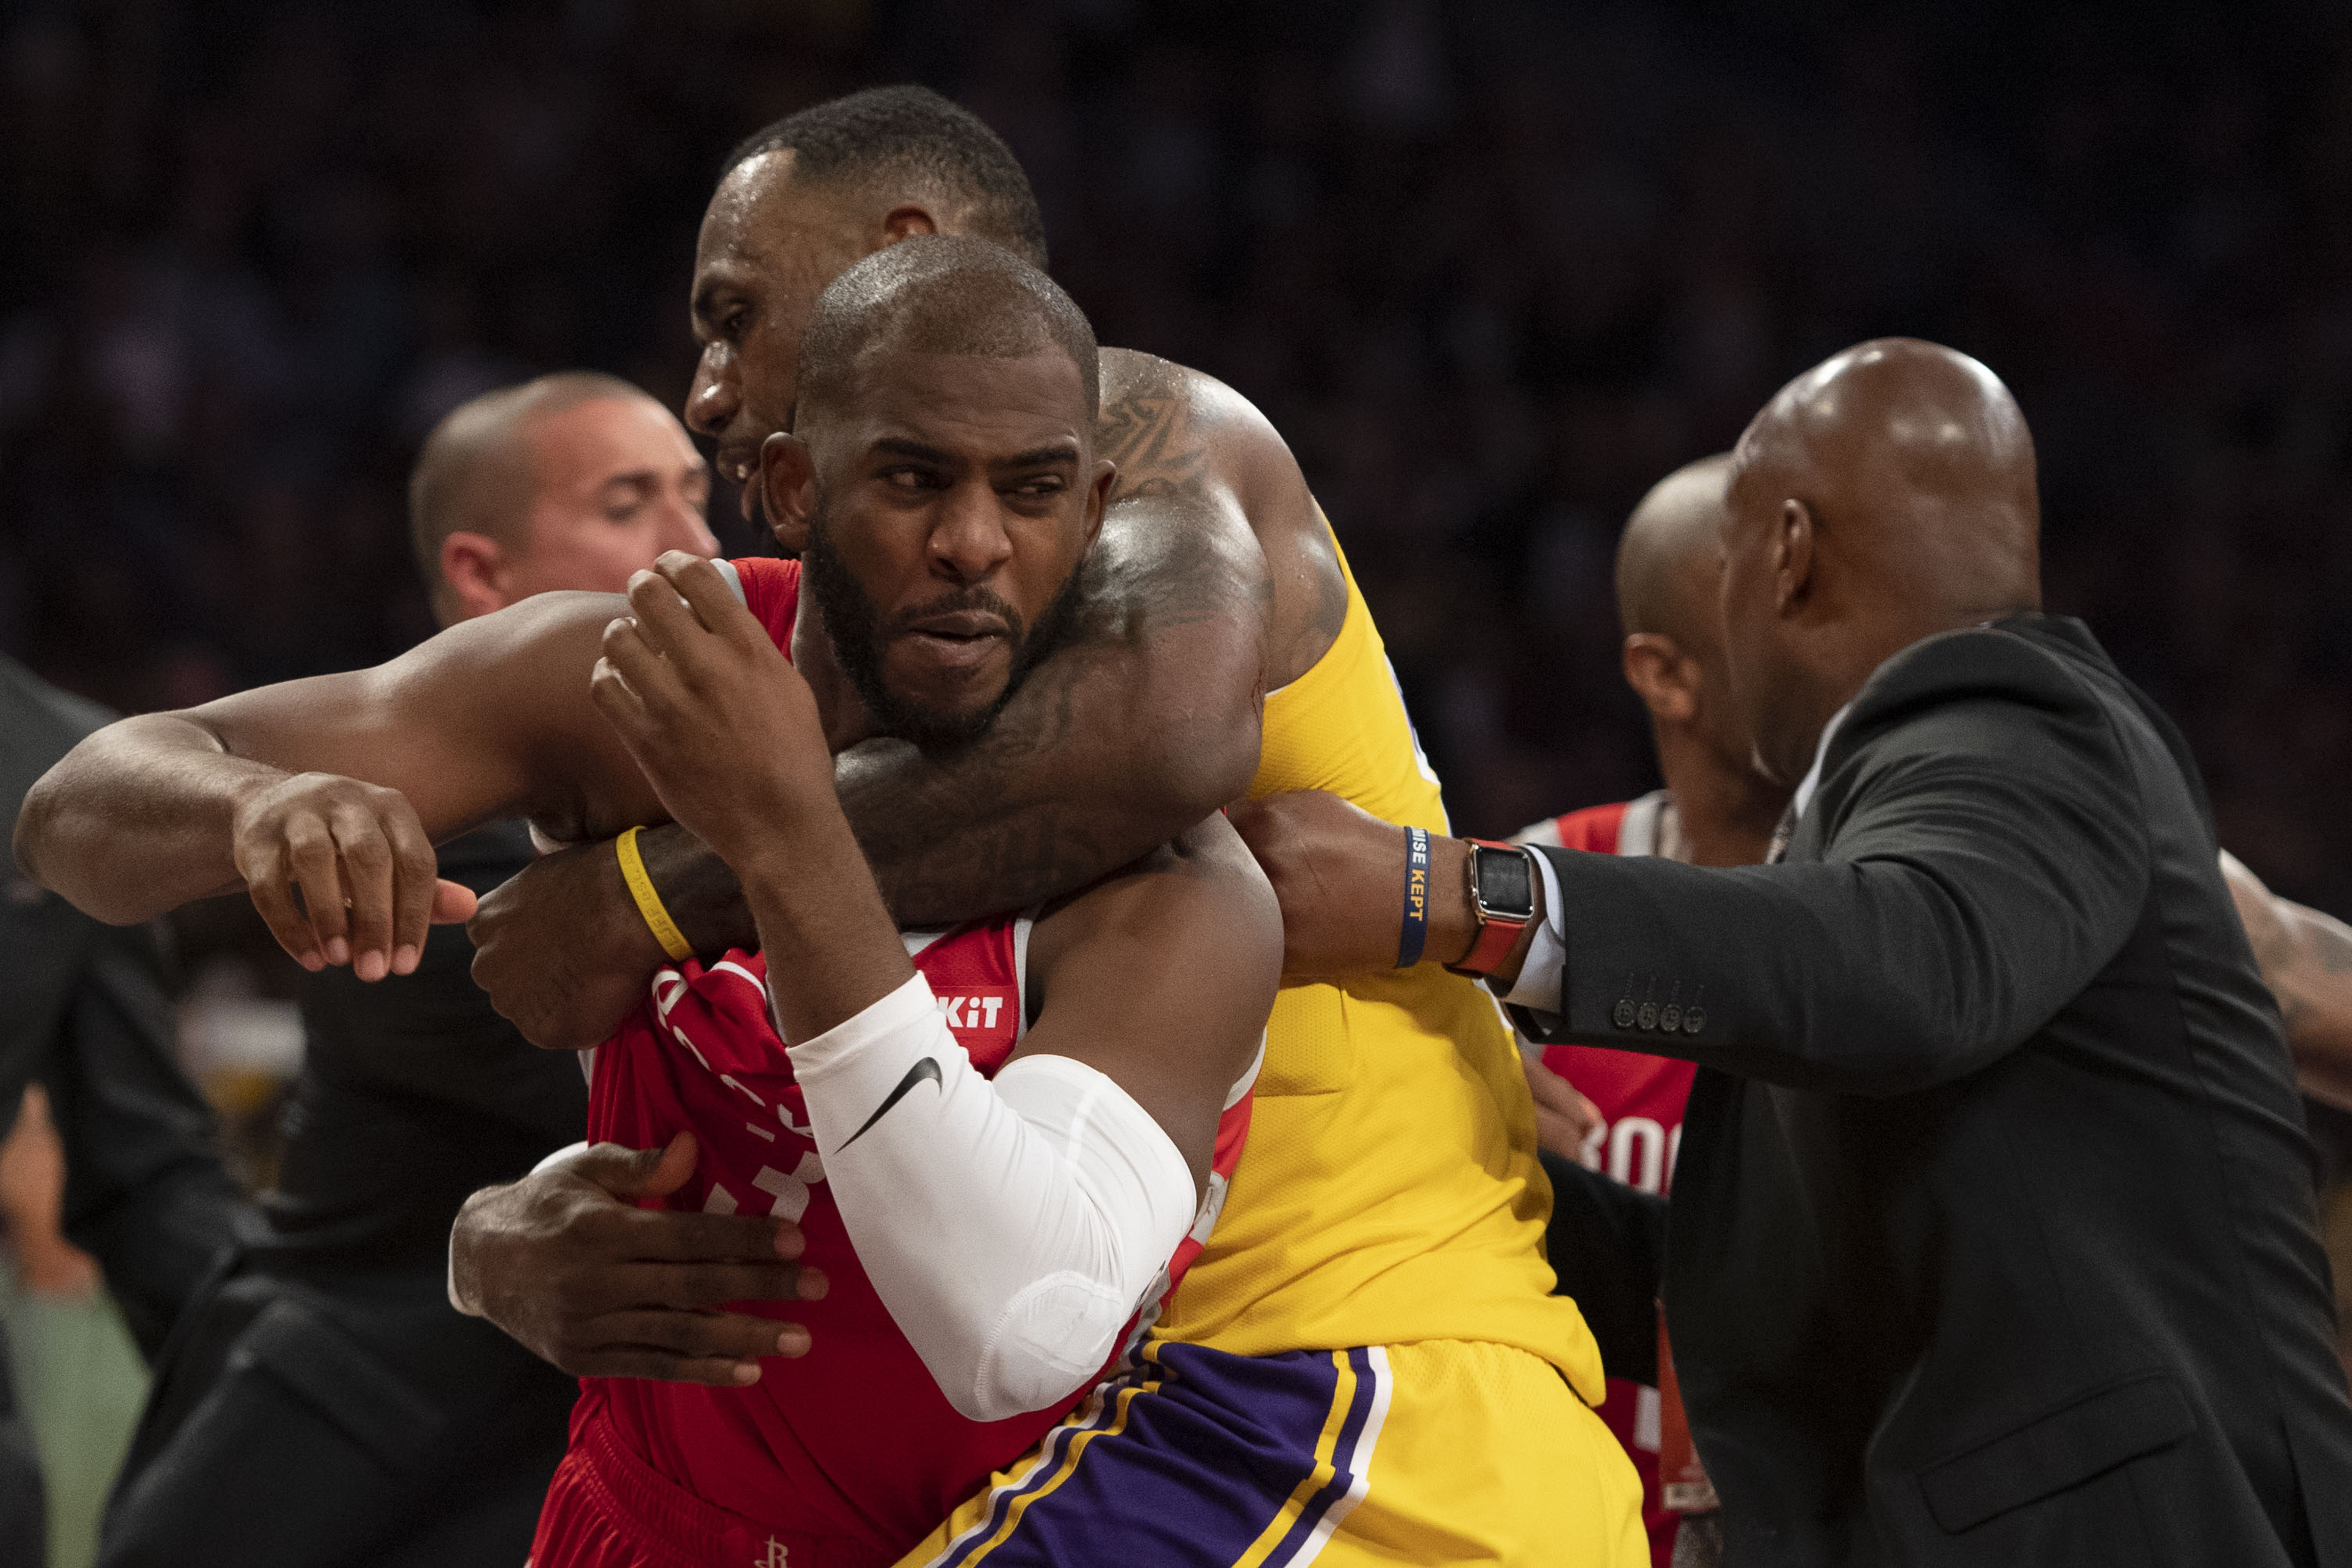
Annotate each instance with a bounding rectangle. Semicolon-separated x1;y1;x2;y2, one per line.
1426;835;1480;966
635;823;758;957
738;816;915;1044
220;760;303;831
1485;877;1544;990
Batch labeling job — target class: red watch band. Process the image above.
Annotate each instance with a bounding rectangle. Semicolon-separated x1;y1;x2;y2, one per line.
1448;838;1533;977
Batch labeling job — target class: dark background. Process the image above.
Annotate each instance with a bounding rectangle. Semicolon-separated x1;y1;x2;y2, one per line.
5;0;2350;914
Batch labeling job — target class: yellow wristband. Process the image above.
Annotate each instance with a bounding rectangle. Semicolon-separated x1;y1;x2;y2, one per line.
615;826;695;964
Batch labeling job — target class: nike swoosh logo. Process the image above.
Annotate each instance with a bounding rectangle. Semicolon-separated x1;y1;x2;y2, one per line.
838;1056;941;1150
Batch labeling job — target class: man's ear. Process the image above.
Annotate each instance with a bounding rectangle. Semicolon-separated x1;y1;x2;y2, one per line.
438;532;512;621
1622;633;1699;724
1081;458;1114;551
1775;498;1816;617
880;205;940;247
760;431;818;555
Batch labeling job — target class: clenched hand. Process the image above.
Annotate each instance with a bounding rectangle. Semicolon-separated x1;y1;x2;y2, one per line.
590;552;834;873
230;770;477;980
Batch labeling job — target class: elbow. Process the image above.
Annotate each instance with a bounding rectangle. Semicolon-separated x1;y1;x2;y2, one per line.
940;1272;1133;1424
15;772;152;926
1146;703;1261;823
11;774;54;883
1802;1006;2010;1097
12;773;87;909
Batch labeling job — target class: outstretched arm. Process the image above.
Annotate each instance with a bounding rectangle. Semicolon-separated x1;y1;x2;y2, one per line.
16;591;658;979
2221;851;2352;1113
1239;676;2153;1097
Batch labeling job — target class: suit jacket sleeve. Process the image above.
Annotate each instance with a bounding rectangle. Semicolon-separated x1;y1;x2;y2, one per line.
1519;631;2153;1095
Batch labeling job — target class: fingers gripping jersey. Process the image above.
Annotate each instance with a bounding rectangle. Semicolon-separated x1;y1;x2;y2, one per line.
571;557;1251;1561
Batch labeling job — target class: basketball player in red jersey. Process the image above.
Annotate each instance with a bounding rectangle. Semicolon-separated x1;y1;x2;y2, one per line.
19;239;1279;1567
1512;455;1781;1187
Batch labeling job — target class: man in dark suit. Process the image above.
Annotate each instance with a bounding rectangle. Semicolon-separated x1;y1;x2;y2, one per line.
1236;339;2352;1566
0;654;249;1566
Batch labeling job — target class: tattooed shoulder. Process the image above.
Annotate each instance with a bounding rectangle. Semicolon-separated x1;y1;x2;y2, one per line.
1097;351;1217;504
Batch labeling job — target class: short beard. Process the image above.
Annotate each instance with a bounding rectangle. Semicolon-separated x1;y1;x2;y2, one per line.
801;505;1088;749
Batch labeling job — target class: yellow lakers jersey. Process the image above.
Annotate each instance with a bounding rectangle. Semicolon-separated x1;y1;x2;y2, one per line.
1153;522;1605;1404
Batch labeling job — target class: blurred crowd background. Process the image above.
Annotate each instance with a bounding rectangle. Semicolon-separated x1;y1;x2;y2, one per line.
6;2;2352;1560
8;0;2352;905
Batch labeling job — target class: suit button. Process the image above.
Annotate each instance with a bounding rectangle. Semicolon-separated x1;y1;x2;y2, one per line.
1637;1002;1659;1031
1613;998;1637;1029
1682;1006;1706;1035
1659;1004;1682;1033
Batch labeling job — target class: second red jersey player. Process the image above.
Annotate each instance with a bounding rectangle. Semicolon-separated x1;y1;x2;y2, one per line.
1514;791;1700;1568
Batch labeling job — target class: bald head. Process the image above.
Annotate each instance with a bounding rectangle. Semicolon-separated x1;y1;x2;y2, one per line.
1719;338;2044;785
1732;337;2040;618
410;372;714;624
1618;453;1734;644
795;235;1098;428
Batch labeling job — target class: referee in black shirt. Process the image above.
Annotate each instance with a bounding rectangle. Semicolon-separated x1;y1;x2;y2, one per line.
101;372;718;1568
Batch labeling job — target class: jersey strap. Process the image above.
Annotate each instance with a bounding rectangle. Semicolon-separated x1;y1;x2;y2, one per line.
732;555;806;654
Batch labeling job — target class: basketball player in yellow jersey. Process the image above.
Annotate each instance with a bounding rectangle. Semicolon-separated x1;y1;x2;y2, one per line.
449;88;1642;1564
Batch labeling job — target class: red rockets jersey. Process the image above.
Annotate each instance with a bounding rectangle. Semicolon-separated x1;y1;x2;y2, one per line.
1511;793;1695;1195
1513;791;1700;1568
580;556;1254;1559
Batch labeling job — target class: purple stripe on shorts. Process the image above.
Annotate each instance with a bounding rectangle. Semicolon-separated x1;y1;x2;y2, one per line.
1260;1346;1381;1567
934;1343;1355;1567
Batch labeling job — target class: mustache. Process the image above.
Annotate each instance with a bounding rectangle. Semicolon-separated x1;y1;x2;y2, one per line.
888;586;1026;642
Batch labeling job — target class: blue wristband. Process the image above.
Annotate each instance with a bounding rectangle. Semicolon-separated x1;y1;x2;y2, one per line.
1398;825;1431;967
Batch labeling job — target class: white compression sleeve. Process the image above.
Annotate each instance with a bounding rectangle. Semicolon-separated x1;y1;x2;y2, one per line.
787;973;1197;1422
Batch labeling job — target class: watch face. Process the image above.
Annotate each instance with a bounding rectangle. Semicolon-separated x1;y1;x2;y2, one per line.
1475;845;1535;921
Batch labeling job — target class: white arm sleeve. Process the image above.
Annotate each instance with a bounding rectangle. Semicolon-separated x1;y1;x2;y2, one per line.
787;973;1197;1422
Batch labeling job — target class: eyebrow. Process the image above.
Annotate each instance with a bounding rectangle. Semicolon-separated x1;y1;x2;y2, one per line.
595;460;707;494
690;277;747;324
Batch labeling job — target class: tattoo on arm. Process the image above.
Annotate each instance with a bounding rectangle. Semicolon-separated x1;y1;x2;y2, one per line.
1098;394;1209;504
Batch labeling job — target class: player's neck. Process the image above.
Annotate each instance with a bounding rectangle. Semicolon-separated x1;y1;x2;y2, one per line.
789;592;876;753
1656;729;1786;868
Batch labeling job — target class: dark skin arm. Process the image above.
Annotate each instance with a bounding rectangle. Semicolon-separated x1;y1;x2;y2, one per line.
2222;851;2352;1114
470;350;1344;1050
1237;800;2352;1101
14;591;662;957
1225;790;1542;987
17;592;828;1378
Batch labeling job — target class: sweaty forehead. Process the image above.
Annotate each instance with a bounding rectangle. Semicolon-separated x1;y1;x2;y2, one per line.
697;153;826;271
823;348;1090;452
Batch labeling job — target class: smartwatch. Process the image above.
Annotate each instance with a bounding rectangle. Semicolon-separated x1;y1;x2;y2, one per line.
1447;840;1537;977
